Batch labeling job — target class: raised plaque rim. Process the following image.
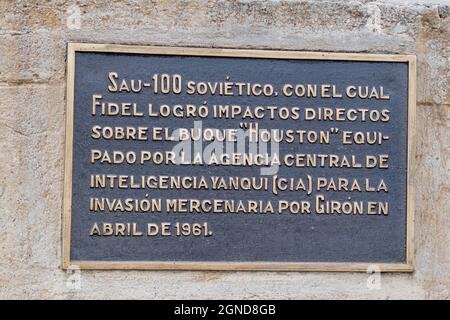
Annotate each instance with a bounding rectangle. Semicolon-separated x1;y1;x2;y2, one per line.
62;43;416;272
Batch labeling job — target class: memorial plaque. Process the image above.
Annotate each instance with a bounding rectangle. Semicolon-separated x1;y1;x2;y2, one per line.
63;43;415;271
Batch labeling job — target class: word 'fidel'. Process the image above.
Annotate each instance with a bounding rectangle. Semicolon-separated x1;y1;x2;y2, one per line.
92;95;391;121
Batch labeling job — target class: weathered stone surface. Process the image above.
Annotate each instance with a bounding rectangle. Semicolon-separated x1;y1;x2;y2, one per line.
0;32;66;83
0;0;448;299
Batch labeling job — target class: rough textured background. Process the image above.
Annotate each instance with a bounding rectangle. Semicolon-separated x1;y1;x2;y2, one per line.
0;0;448;299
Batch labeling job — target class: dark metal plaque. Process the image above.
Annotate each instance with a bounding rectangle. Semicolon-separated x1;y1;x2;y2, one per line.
63;44;415;271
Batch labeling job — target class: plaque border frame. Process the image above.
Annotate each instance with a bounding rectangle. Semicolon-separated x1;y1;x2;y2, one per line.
62;43;416;272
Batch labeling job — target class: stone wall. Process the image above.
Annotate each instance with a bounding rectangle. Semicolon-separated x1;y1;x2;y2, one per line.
0;0;448;299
